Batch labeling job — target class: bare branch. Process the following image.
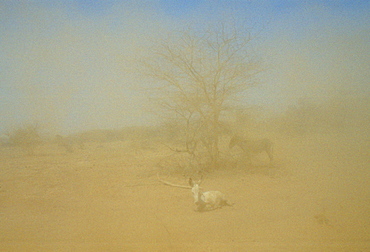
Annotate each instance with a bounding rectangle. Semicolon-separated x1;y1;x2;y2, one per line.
157;173;192;189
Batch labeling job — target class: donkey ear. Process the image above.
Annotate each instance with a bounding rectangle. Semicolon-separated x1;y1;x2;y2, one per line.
197;174;203;185
188;178;194;187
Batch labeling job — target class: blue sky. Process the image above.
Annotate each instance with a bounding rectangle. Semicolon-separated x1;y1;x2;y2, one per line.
0;1;369;135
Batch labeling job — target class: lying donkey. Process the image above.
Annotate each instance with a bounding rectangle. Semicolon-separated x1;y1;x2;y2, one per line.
188;178;233;212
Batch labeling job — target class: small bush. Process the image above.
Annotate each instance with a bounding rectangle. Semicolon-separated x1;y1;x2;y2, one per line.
8;123;42;155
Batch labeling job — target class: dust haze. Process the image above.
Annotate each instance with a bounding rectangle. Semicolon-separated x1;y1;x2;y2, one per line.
1;2;369;251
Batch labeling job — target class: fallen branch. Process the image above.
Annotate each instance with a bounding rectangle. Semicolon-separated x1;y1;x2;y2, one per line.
157;173;192;189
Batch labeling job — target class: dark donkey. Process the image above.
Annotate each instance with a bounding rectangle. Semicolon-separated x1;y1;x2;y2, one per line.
229;135;273;163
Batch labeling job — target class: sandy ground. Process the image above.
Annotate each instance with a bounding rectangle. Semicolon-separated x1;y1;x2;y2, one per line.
1;132;369;251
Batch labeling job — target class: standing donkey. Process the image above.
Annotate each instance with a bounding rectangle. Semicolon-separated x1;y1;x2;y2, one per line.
229;135;273;164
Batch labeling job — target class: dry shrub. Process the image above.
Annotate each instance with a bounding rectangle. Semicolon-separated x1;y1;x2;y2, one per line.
8;123;42;155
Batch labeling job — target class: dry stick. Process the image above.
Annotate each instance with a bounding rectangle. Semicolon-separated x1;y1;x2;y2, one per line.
157;173;192;189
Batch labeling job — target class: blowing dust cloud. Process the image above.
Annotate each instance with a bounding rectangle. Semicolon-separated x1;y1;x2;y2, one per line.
0;1;369;251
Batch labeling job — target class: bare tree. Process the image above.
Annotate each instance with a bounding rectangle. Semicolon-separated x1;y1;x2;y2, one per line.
141;24;264;170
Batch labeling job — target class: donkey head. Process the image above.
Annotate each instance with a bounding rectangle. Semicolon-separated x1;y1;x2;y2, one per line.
188;177;206;211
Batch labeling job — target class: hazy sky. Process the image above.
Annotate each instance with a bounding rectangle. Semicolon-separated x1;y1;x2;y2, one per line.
1;1;369;135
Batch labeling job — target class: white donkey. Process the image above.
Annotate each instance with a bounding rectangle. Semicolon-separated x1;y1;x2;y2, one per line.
188;178;232;212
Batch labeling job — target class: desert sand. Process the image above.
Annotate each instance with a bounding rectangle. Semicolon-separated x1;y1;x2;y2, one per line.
1;132;369;251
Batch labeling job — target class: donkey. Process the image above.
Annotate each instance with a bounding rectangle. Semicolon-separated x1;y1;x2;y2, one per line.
188;178;232;212
229;135;273;164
